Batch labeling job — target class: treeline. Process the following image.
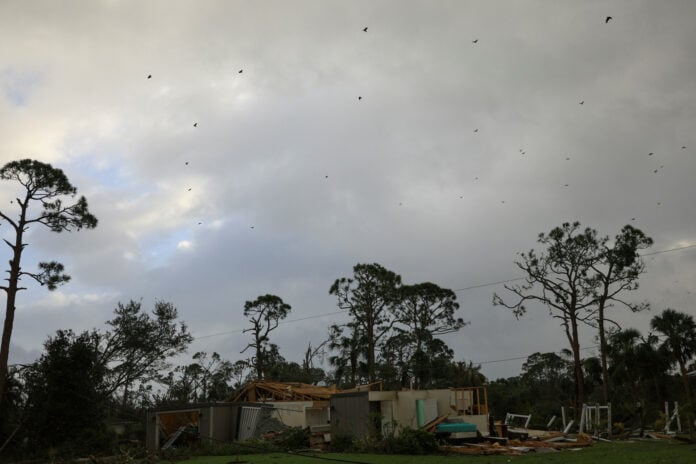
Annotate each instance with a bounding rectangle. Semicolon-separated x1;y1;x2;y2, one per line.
488;309;695;431
1;219;695;459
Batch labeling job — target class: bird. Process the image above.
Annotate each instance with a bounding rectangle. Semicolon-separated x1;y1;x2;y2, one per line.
188;188;192;191
197;222;202;225
363;27;368;32
325;175;328;179
250;226;254;229
358;96;362;100
474;177;479;180
238;69;243;74
648;152;654;156
657;202;662;205
605;16;613;23
682;146;687;149
565;157;570;161
399;202;402;206
193;122;198;127
460;196;463;199
564;184;569;187
653;169;658;173
579;101;584;105
185;161;189;165
501;200;506;204
631;217;636;221
147;74;152;79
474;128;479;133
472;39;478;44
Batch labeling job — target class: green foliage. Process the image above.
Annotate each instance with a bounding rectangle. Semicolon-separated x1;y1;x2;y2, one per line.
101;300;193;398
271;427;310;450
329;433;354;452
20;330;115;457
381;427;438;455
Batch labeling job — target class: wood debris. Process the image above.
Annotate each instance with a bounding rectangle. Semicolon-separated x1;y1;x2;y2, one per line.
440;433;594;456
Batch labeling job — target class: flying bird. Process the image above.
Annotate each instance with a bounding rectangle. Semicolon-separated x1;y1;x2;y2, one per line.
358;96;362;100
250;226;255;229
363;27;368;32
472;39;478;44
565;157;570;160
197;222;202;225
682;146;687;149
631;217;636;221
653;169;658;173
193;122;198;127
147;74;152;79
564;184;569;187
325;175;328;178
238;69;243;74
188;188;192;191
579;101;584;105
605;16;613;23
474;128;478;133
185;161;189;165
648;152;654;156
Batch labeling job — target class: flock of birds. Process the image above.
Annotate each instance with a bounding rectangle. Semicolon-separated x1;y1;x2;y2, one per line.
142;15;688;230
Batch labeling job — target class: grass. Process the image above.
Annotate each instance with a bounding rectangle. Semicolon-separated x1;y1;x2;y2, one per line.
175;440;696;464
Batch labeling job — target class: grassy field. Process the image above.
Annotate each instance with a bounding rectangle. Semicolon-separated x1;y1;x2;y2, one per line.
179;440;696;464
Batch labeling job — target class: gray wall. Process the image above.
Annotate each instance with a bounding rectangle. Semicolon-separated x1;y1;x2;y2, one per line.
330;392;371;439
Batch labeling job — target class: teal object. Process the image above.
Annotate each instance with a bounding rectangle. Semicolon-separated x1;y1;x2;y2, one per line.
435;422;477;433
416;400;425;427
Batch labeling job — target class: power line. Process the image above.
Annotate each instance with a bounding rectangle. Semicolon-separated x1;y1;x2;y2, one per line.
475;344;599;365
192;242;694;342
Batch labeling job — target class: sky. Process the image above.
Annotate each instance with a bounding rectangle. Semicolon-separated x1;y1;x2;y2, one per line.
0;0;694;381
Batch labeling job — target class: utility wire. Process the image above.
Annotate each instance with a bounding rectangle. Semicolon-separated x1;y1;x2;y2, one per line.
192;243;694;342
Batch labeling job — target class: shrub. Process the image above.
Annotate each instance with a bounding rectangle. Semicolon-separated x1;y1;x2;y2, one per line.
272;427;309;450
330;433;354;452
382;427;438;455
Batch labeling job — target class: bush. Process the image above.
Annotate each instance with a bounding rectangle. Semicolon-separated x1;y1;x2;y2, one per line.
330;433;354;452
272;427;309;450
382;427;438;455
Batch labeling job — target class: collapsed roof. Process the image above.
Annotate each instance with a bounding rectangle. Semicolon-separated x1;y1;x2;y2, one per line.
230;380;347;402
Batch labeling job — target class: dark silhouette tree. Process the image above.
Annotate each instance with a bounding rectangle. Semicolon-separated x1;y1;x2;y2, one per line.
330;263;401;383
241;294;291;379
394;282;466;388
21;330;112;456
493;222;600;414
0;159;97;406
651;308;696;432
590;225;652;403
98;300;192;405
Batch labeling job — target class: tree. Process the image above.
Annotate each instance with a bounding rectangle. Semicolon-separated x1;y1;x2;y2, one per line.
327;321;367;388
493;222;600;413
393;282;466;388
21;330;112;456
241;294;291;379
651;308;696;428
590;225;652;402
0;159;97;405
99;300;192;404
606;328;670;426
330;263;401;382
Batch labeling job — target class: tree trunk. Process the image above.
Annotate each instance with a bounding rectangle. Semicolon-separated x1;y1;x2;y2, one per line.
598;302;610;403
0;215;25;406
570;316;585;416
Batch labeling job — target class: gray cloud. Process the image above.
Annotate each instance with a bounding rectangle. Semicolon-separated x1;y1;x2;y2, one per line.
0;1;694;381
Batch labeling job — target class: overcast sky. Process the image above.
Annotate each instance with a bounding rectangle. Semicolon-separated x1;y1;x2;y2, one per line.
1;0;694;381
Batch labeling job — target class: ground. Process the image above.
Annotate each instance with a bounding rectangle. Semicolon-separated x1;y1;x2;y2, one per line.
178;440;696;464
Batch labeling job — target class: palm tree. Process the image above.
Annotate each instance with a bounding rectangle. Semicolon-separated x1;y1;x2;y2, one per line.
651;308;696;432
